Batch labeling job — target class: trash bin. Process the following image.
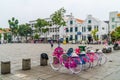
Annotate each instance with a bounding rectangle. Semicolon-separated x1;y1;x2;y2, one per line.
78;46;86;52
1;61;11;74
40;53;48;66
22;59;31;70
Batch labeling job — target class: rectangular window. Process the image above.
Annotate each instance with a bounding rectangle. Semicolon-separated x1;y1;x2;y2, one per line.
96;26;98;30
70;27;73;32
70;35;73;40
75;27;78;32
82;36;86;40
75;35;78;40
32;24;34;27
84;36;86;40
70;20;73;25
94;25;98;30
57;28;59;32
94;26;96;29
88;25;92;31
112;25;115;29
88;20;91;23
97;35;99;39
53;28;54;32
112;18;115;22
66;28;69;32
51;28;52;32
102;27;104;30
84;27;86;32
82;27;84;32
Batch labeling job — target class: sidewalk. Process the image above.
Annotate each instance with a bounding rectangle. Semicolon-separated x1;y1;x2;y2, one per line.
0;44;119;80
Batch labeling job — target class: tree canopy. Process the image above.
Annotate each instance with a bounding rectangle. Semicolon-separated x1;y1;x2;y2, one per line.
111;26;120;41
8;17;19;36
18;24;32;41
91;29;98;41
50;7;66;27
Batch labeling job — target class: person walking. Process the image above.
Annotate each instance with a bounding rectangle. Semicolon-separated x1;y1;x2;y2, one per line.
50;40;53;48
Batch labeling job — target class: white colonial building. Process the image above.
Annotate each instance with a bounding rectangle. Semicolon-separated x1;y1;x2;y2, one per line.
63;14;84;42
29;14;109;43
29;14;84;42
81;15;108;41
109;11;120;32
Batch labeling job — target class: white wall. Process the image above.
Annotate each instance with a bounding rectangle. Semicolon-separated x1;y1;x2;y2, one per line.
82;15;108;40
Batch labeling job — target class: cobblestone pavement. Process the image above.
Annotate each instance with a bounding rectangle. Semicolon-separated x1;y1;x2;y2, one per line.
0;43;120;80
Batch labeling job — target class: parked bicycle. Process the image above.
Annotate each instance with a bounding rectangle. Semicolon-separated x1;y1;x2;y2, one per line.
50;47;82;74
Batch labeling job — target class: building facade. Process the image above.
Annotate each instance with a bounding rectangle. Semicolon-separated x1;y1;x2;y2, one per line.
81;15;108;41
29;14;83;42
29;14;108;42
109;11;120;32
63;14;83;42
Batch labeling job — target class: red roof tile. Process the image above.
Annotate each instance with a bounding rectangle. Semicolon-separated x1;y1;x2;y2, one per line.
76;19;84;23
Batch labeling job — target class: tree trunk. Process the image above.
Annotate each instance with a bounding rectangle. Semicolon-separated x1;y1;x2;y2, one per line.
25;35;27;43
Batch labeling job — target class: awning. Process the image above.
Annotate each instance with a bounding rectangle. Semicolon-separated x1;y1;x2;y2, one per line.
77;32;82;35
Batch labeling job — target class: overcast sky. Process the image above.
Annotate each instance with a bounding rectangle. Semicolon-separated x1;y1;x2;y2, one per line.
0;0;120;28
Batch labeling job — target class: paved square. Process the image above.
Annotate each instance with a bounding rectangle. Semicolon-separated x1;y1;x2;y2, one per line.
0;43;120;80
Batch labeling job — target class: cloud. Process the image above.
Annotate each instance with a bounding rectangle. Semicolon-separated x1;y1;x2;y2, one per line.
0;0;120;27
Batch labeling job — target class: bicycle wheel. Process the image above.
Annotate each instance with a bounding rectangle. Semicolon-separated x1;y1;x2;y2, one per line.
98;53;107;65
92;54;99;67
50;56;61;71
69;57;82;74
82;61;90;70
70;64;82;74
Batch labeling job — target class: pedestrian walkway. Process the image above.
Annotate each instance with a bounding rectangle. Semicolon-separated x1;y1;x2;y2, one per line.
0;43;120;80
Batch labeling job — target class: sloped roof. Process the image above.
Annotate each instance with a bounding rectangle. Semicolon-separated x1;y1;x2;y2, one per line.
0;28;11;34
0;30;4;34
117;13;120;17
76;19;84;23
5;28;11;32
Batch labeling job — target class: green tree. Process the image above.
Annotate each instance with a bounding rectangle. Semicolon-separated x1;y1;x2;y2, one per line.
111;26;120;41
42;28;49;42
34;33;39;40
0;33;2;40
50;7;66;40
50;8;66;27
8;17;19;41
4;33;7;40
7;33;12;43
91;29;98;41
35;19;49;35
18;24;32;42
0;28;2;30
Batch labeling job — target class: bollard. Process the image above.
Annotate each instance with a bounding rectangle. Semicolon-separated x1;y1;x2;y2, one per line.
22;59;31;70
40;53;48;66
1;61;11;74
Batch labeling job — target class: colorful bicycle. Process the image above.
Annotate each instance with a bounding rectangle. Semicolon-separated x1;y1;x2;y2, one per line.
50;47;82;74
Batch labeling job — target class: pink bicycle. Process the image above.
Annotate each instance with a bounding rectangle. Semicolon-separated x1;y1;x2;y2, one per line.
50;47;82;74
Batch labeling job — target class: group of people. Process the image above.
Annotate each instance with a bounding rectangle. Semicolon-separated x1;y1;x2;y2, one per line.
50;39;61;48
